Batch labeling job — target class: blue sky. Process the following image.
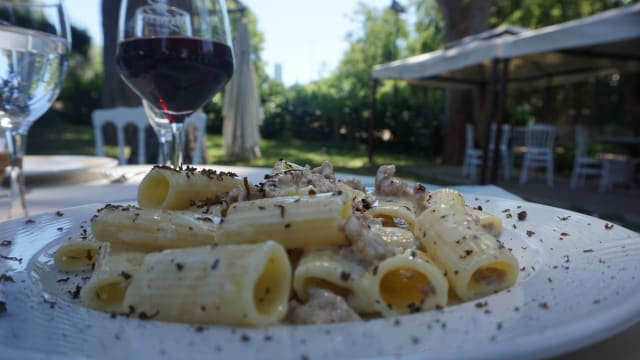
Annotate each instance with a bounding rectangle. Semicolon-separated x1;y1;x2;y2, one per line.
65;0;393;86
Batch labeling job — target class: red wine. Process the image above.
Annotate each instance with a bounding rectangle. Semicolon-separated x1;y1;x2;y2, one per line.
117;36;233;123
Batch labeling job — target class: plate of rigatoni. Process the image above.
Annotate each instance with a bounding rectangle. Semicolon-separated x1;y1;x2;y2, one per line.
1;161;639;360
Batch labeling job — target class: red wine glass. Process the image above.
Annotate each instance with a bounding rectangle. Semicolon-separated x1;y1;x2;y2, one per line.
116;0;234;167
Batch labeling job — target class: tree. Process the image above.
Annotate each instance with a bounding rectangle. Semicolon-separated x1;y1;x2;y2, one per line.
99;0;269;163
36;25;102;128
489;0;632;29
52;27;103;126
101;0;138;108
489;0;639;138
435;0;492;165
408;0;443;54
257;2;446;156
100;0;155;164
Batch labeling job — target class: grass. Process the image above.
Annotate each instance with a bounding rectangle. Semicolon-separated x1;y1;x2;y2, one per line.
25;121;640;231
29;121;96;155
207;136;440;181
27;122;436;181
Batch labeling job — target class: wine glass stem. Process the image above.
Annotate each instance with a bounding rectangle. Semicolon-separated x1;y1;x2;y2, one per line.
159;135;173;166
4;130;28;219
171;123;184;168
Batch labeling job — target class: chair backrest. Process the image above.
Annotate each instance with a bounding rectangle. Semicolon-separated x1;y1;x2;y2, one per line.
184;112;207;164
92;106;148;164
489;123;511;151
575;126;590;158
93;107;207;165
524;124;555;152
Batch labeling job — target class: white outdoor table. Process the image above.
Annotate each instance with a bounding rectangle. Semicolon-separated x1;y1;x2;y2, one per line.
1;164;524;220
1;163;638;359
596;136;640;145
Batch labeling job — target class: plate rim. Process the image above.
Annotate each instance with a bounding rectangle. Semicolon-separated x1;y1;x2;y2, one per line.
1;195;640;360
21;154;118;177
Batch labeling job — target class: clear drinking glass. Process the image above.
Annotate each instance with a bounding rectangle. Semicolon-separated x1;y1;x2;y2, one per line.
142;99;172;165
0;1;70;219
117;0;234;167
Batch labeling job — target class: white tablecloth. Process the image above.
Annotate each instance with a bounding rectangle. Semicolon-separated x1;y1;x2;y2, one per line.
0;164;524;220
1;163;638;359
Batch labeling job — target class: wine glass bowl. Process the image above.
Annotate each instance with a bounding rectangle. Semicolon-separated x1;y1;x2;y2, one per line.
117;0;234;167
0;1;70;219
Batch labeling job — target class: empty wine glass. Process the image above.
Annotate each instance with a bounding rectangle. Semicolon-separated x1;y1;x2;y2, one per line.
0;0;70;219
117;0;234;167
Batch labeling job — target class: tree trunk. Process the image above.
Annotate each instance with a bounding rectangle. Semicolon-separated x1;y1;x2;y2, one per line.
622;72;640;137
622;71;640;157
101;0;138;108
101;0;158;164
101;0;209;165
436;0;492;164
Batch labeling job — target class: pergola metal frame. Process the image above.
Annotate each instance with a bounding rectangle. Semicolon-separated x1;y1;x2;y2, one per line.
370;3;640;184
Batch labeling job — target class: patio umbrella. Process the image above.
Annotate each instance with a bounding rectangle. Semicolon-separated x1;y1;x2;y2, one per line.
222;17;263;160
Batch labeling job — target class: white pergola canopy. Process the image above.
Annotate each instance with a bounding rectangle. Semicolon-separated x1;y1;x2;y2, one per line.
372;3;640;88
369;3;640;183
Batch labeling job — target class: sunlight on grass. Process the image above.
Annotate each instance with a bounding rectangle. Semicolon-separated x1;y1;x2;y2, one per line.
23;123;640;233
205;134;434;179
60;132;93;141
28;123;125;161
27;124;435;179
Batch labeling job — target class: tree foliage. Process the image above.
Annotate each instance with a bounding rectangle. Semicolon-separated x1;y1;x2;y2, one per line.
41;0;634;161
434;0;492;164
40;26;102;127
489;0;634;131
256;2;446;157
408;0;443;54
490;0;632;29
251;0;632;161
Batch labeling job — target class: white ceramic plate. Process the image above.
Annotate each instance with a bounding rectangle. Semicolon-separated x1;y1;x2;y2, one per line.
21;155;118;178
1;196;640;360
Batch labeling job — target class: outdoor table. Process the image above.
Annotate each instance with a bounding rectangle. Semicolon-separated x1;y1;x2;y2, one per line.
1;163;523;220
596;135;640;159
596;136;640;145
1;161;639;359
596;152;638;187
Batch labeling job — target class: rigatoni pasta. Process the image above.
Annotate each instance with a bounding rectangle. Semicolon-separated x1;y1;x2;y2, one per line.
123;241;291;327
217;192;351;248
416;189;518;301
370;249;448;316
55;161;520;327
80;245;146;313
367;197;418;231
466;206;503;237
137;165;247;210
374;227;417;252
90;204;219;251
53;236;102;272
292;248;377;314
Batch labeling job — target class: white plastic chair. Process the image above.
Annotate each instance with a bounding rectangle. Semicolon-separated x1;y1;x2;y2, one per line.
461;123;483;181
519;124;556;186
92;106;148;164
570;126;610;191
92;106;208;165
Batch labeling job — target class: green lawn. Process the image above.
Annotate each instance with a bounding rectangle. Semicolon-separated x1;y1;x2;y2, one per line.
27;121;439;182
25;121;640;231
